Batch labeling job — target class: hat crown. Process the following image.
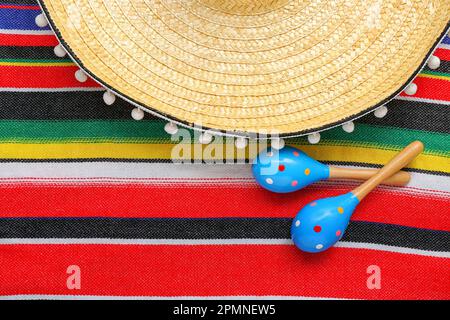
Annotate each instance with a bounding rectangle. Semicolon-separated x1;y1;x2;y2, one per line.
199;0;290;15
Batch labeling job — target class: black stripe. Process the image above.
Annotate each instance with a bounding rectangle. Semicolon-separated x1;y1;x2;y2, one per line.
346;221;450;252
1;92;449;134
0;46;69;61
423;59;450;74
0;218;448;252
359;99;450;134
0;92;159;120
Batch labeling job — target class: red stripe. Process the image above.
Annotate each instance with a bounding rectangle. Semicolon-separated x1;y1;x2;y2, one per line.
0;184;448;231
400;77;450;101
0;4;40;10
0;244;448;299
0;66;101;88
0;64;447;97
0;33;58;47
434;48;450;61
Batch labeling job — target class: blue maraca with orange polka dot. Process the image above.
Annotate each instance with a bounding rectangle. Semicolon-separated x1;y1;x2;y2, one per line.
291;193;359;253
252;146;329;193
291;141;424;253
252;146;411;193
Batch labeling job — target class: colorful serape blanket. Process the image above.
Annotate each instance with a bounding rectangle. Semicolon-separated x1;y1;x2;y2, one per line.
0;1;449;300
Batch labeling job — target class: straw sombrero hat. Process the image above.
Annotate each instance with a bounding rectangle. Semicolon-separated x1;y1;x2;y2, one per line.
38;0;449;137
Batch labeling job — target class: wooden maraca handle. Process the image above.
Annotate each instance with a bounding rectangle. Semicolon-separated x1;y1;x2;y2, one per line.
353;141;424;200
328;167;410;186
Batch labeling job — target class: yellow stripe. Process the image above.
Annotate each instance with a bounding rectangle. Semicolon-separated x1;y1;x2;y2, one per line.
0;61;75;67
417;73;449;81
297;145;449;173
0;143;448;173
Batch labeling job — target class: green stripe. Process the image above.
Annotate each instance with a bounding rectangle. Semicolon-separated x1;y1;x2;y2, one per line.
290;123;449;157
420;70;449;78
0;120;448;157
0;120;168;142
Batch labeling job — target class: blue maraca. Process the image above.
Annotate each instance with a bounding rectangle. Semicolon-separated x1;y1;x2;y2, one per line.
291;141;424;253
252;146;410;193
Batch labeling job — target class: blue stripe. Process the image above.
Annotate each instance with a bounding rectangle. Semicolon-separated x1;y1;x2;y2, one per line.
442;35;450;45
0;7;50;31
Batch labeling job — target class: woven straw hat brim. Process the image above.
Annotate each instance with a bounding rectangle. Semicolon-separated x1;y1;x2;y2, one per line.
39;0;450;136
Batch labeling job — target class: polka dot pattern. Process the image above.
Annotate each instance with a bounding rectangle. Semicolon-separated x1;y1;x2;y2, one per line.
253;146;329;194
291;192;360;253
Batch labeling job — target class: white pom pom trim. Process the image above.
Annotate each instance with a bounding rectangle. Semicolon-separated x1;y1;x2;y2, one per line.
131;107;145;121
342;121;355;133
271;138;285;150
53;44;67;58
164;122;178;135
307;133;321;144
35;13;48;28
235;137;248;149
103;91;116;105
374;106;388;118
199;132;213;144
74;69;88;83
404;83;418;96
427;55;440;70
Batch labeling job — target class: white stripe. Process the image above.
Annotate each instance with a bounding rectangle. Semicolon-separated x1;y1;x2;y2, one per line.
0;28;54;35
0;163;252;180
394;96;450;105
0;87;104;92
438;43;450;50
0;163;448;195
0;295;344;300
0;238;448;258
334;242;450;258
0;238;292;245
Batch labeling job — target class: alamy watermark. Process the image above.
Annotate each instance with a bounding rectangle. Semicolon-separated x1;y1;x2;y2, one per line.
169;124;281;167
66;265;81;290
366;265;381;290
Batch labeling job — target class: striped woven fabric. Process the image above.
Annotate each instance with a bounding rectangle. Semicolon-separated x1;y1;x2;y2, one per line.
0;0;449;300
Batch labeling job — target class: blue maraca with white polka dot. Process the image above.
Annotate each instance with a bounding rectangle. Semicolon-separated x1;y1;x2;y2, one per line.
291;193;359;253
252;146;329;193
290;141;424;253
